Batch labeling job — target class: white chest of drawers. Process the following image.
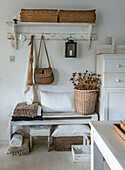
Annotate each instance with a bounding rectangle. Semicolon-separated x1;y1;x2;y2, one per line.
96;54;125;121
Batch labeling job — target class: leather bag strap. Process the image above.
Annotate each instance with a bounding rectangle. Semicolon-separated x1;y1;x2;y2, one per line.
36;36;42;68
42;36;51;68
36;36;51;68
28;35;34;86
30;35;34;70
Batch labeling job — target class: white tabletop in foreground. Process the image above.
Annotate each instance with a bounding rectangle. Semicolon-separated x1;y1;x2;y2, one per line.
90;121;125;170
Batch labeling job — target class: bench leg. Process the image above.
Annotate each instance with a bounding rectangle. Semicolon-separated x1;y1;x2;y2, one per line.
30;136;33;152
48;136;50;152
9;122;13;141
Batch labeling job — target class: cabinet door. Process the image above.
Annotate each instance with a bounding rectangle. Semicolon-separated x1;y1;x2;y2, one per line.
104;89;125;121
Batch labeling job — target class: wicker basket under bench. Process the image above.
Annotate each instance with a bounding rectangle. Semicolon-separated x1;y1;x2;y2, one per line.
54;136;83;151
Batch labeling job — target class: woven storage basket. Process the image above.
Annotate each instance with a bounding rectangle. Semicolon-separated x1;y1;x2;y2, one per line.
21;9;58;22
74;89;98;115
59;9;96;23
54;136;83;151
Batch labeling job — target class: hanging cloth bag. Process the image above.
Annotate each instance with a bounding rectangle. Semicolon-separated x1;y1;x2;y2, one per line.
34;36;54;85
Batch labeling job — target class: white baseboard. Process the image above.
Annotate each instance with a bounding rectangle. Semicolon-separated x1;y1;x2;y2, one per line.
0;140;9;145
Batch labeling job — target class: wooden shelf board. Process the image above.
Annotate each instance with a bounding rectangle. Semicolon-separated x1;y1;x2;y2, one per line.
6;21;96;27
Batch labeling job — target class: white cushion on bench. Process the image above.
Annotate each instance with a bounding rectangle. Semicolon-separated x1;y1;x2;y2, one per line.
40;91;76;112
52;125;90;137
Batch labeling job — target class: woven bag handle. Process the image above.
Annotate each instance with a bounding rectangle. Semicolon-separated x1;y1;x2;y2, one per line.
30;35;34;71
42;36;51;68
27;35;34;85
36;36;42;68
36;36;51;68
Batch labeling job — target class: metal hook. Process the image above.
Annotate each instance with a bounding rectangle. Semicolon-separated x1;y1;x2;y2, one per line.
13;19;18;24
41;35;44;39
28;35;34;46
28;41;31;46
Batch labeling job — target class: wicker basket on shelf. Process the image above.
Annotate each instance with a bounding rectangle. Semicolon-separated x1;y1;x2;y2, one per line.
21;9;58;22
59;9;96;23
74;89;98;115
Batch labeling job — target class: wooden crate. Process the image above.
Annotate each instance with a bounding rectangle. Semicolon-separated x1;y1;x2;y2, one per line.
59;9;96;23
54;136;83;151
21;9;58;22
72;132;91;162
72;145;91;162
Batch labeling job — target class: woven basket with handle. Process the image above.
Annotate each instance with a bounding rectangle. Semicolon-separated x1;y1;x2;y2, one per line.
74;89;98;115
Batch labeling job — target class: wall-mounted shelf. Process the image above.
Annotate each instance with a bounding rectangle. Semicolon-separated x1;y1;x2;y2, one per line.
6;21;96;27
6;21;97;50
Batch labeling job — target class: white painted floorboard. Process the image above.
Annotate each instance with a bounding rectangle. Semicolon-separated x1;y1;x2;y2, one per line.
0;142;110;170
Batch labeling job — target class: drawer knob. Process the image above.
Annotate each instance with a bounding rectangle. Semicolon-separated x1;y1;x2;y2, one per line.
116;64;121;68
115;79;120;82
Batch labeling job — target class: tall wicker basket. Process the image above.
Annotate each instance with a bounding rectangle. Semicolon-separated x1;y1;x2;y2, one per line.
74;89;98;115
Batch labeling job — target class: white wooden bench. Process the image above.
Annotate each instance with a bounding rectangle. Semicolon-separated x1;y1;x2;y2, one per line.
9;112;98;141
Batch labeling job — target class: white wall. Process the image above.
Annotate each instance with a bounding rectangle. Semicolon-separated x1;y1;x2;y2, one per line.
0;0;125;141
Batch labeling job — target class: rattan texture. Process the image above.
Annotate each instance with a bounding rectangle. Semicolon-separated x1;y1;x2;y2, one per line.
54;136;83;151
59;9;96;23
21;9;58;22
74;89;98;115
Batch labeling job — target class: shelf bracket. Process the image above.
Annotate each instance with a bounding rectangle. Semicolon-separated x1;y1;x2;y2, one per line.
7;22;18;49
12;23;18;49
88;24;92;50
111;35;116;54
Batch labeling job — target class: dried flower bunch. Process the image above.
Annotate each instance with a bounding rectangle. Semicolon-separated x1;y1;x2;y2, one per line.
70;70;101;90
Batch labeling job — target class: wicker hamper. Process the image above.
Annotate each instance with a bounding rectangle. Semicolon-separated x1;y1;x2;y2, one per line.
74;89;98;115
21;9;58;22
54;136;83;151
59;9;96;23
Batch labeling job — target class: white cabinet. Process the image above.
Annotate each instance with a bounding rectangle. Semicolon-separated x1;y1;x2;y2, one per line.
97;54;125;121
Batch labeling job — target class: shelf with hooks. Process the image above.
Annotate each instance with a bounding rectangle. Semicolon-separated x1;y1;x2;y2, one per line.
6;21;96;27
6;21;97;50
